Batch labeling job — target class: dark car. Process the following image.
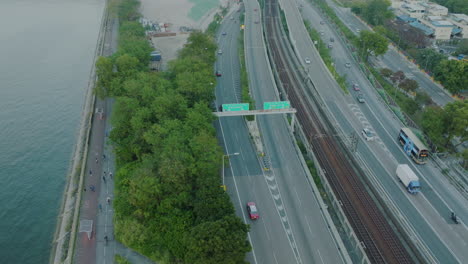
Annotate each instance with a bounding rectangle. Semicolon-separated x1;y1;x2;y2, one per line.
222;32;227;36
356;93;365;103
247;202;259;220
330;37;334;42
215;70;222;77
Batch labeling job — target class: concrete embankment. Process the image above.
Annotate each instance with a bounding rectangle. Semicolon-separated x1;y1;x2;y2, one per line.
49;1;110;263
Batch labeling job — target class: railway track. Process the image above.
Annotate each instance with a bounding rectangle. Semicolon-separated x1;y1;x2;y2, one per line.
263;0;413;263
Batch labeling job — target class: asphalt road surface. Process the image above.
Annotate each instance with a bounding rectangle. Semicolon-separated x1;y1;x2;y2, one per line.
320;0;453;106
280;0;467;262
214;2;348;264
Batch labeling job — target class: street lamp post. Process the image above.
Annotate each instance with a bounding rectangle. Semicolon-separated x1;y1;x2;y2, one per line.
222;152;240;186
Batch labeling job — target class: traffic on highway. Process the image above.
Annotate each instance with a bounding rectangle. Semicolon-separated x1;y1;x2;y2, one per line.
214;0;467;263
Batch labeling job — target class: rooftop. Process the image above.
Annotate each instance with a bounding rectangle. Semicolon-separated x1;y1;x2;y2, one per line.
397;15;417;22
402;3;425;11
427;15;443;21
431;20;454;27
409;21;434;35
450;14;468;23
420;2;448;11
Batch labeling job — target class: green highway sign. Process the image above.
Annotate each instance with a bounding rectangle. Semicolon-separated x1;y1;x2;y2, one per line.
264;101;290;110
222;103;249;112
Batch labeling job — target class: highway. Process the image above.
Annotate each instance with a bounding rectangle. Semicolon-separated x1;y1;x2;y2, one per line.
320;0;454;106
213;2;348;263
276;0;468;262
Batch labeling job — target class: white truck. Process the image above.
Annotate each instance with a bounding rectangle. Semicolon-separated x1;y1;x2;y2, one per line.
396;164;420;194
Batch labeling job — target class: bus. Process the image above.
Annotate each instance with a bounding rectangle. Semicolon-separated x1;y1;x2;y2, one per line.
398;128;429;164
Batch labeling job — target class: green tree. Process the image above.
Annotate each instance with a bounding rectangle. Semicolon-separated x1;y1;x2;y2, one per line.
421;106;446;147
117;0;141;21
380;68;393;78
185;216;251;264
353;0;393;26
455;39;468;55
358;31;389;60
95;56;114;98
433;0;468;14
399;79;419;92
461;149;468;169
443;101;468;146
434;60;468;94
415;91;433;106
116;54;140;79
390;70;406;84
416;49;446;73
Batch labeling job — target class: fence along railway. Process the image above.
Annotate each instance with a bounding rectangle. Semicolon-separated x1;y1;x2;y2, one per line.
263;0;414;263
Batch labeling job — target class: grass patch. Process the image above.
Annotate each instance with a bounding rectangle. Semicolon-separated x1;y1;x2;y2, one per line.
309;0;357;42
206;6;228;36
115;254;131;264
239;13;256;121
279;8;290;40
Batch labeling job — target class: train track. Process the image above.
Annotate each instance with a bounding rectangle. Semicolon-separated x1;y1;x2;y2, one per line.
263;0;413;263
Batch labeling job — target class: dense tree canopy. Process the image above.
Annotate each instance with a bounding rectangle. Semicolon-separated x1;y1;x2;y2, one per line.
434;60;468;94
422;101;468;148
351;0;393;26
98;1;251;263
416;49;447;73
358;30;389;59
433;0;468;14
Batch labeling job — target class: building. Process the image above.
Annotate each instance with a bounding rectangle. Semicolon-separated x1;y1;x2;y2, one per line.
400;3;426;18
420;2;448;16
419;16;454;40
447;14;468;38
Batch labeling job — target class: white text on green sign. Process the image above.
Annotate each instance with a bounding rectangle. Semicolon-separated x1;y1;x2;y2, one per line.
264;101;290;110
222;103;250;112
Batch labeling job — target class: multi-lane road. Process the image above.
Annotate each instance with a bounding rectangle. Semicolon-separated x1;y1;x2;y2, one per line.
214;2;349;263
320;0;454;106
278;0;468;262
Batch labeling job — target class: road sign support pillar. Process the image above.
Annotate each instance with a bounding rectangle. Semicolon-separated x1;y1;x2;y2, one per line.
290;113;296;133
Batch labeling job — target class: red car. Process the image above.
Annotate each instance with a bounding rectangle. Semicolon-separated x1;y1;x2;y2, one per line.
247;202;259;220
215;70;222;77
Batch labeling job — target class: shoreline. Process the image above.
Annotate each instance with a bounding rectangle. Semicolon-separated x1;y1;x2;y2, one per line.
48;1;110;263
50;0;224;263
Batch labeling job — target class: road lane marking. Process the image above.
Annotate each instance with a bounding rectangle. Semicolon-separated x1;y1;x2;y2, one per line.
217;118;259;264
294;188;303;208
305;216;313;234
317;249;325;264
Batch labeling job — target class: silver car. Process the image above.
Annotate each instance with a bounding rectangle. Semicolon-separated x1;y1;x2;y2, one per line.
362;128;374;141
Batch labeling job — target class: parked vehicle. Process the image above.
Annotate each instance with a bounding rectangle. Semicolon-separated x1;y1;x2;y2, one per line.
218;49;222;55
215;70;222;77
396;164;420;194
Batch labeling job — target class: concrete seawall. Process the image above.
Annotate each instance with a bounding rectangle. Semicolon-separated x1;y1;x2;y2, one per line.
49;1;109;263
